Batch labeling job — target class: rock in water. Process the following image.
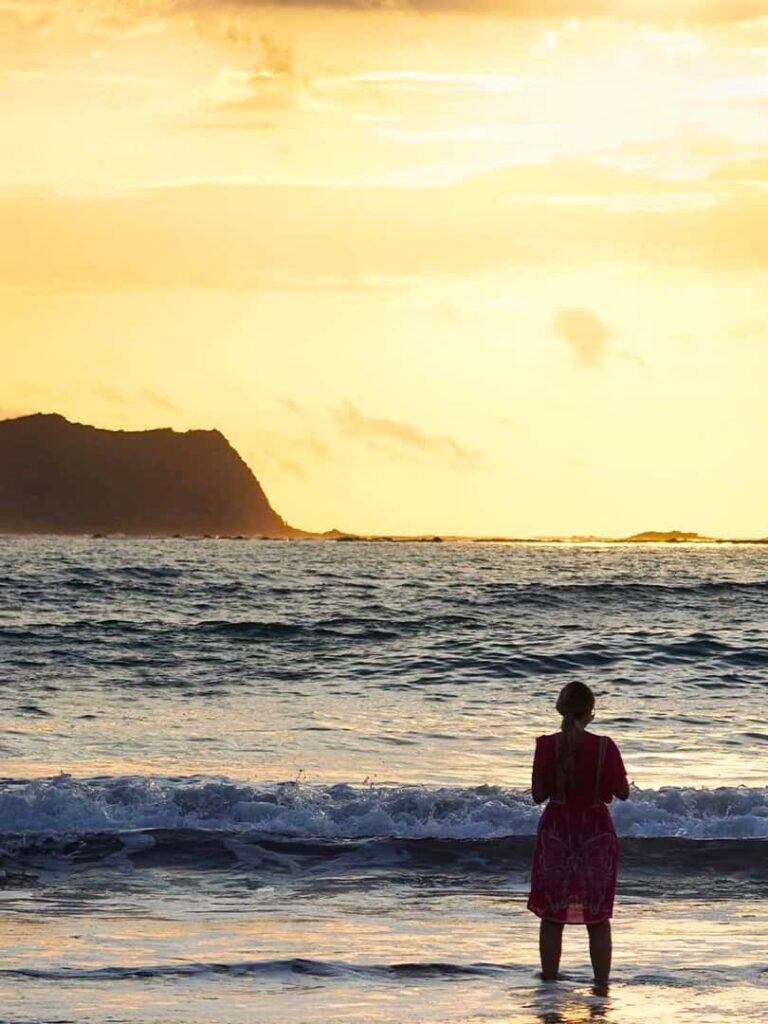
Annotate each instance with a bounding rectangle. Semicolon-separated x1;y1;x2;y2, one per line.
0;413;298;537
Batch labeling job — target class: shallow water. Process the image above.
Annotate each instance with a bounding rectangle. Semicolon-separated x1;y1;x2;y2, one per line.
1;538;767;1021
2;870;767;1023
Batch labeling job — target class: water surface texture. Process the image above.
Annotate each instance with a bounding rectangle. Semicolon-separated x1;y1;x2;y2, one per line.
1;538;767;1023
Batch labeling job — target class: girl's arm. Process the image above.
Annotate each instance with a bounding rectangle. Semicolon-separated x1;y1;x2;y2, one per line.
532;766;550;804
613;774;630;801
531;738;550;804
608;740;630;800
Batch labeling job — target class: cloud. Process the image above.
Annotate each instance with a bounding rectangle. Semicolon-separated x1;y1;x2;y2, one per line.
320;70;541;95
142;387;180;413
280;432;330;459
3;0;765;43
258;31;294;76
464;159;701;197
553;307;613;367
0;0;177;39
269;454;306;477
336;400;479;466
93;383;180;413
210;65;542;131
245;421;332;482
173;0;768;21
94;383;132;405
283;459;307;476
711;156;768;183
3;179;768;295
210;31;312;114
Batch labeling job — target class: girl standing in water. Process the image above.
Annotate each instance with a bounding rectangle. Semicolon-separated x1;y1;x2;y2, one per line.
528;681;629;987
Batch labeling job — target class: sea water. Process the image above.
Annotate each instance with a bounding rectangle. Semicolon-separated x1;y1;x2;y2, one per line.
1;537;767;1022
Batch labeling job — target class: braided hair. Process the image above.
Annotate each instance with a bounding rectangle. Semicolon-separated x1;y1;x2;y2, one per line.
555;681;595;792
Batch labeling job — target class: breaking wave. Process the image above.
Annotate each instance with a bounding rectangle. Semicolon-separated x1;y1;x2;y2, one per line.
3;775;768;874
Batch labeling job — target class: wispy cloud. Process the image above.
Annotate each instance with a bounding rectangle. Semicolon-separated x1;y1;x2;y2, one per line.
336;400;479;466
463;159;705;198
174;0;768;22
245;419;332;482
553;307;613;367
258;31;294;76
94;383;131;405
711;156;768;182
94;383;180;414
142;388;180;414
209;29;318;117
319;70;541;96
3;0;764;47
279;457;307;477
4;178;768;294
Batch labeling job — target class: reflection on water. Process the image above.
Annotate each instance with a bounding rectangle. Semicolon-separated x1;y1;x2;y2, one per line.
530;985;610;1024
3;538;768;788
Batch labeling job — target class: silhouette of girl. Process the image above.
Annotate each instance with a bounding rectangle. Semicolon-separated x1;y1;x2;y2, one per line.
528;681;629;987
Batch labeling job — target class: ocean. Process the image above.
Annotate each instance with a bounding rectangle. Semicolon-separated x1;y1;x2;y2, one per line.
1;537;767;1023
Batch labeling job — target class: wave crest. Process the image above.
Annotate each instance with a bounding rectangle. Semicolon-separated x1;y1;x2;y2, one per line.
2;775;768;843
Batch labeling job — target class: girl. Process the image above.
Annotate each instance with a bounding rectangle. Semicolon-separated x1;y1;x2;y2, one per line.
528;681;629;987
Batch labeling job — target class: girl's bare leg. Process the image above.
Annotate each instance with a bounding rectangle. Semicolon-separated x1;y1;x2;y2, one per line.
539;920;564;980
586;921;612;986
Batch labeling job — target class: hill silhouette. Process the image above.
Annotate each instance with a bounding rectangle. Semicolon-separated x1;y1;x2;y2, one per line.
0;414;297;537
621;530;703;543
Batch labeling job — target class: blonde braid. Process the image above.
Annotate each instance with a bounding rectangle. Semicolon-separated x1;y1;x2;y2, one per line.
555;682;595;792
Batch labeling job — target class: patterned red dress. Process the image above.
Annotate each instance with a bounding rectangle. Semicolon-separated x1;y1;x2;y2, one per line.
528;732;626;925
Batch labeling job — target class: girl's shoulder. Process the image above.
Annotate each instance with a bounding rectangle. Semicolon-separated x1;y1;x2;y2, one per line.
588;732;621;752
534;734;558;759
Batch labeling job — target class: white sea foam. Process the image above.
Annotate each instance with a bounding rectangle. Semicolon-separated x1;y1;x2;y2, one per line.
2;775;768;842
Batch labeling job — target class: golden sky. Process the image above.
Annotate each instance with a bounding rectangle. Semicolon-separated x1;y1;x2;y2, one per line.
2;1;767;537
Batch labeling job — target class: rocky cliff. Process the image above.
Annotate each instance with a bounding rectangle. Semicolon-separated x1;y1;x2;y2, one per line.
0;413;298;536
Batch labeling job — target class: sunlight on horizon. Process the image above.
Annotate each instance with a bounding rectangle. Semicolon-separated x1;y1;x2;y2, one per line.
1;1;767;537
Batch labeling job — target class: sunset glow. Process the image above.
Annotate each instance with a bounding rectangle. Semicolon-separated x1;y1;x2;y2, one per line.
2;1;767;536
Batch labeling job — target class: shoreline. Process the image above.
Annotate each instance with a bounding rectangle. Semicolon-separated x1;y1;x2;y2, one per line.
1;532;767;545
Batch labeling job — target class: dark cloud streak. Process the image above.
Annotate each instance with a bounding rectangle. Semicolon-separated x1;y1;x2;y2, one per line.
175;0;768;23
336;400;479;467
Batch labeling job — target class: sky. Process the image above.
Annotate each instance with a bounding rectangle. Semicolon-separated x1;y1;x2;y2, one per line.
1;1;767;538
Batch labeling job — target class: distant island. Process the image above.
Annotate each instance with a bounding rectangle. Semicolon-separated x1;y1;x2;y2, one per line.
621;530;700;542
617;530;705;543
0;413;299;537
327;531;767;544
323;528;768;546
567;530;717;544
1;413;765;543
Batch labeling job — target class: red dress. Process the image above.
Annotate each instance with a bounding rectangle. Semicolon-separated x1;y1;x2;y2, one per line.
528;732;626;925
